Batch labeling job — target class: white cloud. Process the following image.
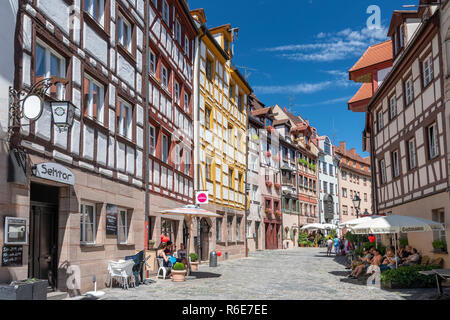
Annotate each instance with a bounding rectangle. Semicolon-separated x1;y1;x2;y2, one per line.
261;26;389;62
298;96;352;108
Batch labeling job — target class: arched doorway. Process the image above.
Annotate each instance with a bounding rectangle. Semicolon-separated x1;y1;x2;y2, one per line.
199;218;210;261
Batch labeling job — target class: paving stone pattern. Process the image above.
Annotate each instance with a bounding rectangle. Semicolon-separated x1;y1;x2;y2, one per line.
76;248;438;300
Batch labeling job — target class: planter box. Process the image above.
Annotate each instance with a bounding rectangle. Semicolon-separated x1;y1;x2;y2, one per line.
0;283;33;300
432;248;448;254
381;280;434;289
31;280;48;300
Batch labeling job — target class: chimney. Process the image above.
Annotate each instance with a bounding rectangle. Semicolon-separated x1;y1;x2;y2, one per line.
350;148;356;156
339;141;346;151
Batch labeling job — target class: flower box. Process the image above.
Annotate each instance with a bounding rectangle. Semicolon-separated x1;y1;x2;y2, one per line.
274;183;281;189
266;151;272;158
265;181;273;188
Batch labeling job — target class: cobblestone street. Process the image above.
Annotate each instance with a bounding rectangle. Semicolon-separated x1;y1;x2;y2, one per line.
79;248;437;300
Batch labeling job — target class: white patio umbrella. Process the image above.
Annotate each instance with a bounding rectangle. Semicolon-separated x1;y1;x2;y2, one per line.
301;223;337;230
339;215;385;228
348;215;445;268
159;205;221;273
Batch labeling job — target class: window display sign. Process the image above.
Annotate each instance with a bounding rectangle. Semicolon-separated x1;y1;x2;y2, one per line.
106;204;118;235
2;246;23;267
4;217;28;245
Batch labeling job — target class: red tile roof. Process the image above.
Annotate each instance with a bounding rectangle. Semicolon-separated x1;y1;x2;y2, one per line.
348;40;393;73
348;83;373;104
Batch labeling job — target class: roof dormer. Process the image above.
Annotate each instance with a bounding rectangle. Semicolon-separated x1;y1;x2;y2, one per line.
209;24;234;57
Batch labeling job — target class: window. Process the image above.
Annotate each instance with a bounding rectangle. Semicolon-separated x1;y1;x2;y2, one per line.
175;20;182;45
330;183;334;195
428;123;439;159
227;216;233;242
118;209;128;244
161;65;169;88
84;0;104;26
149;50;156;74
238;94;243;112
342;171;347;180
118;100;133;140
342;188;347;198
408;138;417;170
392;150;399;178
423;55;434;87
324;138;331;155
432;209;446;245
229;84;233;100
35;41;66;99
322;162;327;174
329;164;333;176
174;81;180;105
206;58;213;81
323;181;328;194
80;203;96;244
229;169;234;188
236;217;242;241
184;92;190;113
118;15;132;52
206;157;212;181
238;173;243;192
184;36;190;57
364;193;368;202
205;107;211;130
161;134;169;162
389;95;397;120
380;159;387;184
84;76;104;124
363;177;367;186
162;0;169;25
405;78;414;105
377;110;384;132
149;125;156;156
216;218;222;242
184;150;191;175
343;205;348;215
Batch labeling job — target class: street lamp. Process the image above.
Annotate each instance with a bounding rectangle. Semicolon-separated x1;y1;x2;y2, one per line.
50;101;76;132
352;195;361;219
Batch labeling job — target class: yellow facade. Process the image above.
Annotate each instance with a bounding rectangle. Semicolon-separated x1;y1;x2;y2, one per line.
197;25;250;211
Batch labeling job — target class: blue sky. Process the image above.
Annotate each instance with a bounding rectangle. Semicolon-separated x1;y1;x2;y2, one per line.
188;0;419;157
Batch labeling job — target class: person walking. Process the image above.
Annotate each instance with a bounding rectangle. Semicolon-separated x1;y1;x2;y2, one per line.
333;235;340;256
326;237;333;256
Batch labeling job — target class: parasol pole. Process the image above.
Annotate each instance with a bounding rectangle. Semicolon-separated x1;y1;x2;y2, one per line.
186;216;192;275
394;232;398;269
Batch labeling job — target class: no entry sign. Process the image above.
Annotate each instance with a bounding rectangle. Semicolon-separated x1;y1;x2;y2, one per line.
195;191;209;205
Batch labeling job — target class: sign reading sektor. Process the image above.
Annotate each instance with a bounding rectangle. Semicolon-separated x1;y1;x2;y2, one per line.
33;162;75;186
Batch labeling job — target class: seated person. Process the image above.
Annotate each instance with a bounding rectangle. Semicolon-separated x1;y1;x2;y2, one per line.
400;248;420;266
348;248;372;270
348;248;375;279
176;243;187;265
157;242;171;267
164;241;173;255
380;249;399;271
399;245;411;260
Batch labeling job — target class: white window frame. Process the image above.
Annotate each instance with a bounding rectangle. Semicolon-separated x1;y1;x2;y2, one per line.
174;81;180;105
80;202;96;245
118;14;132;52
85;75;105;124
184;36;190;57
119;100;133;140
389;95;397;120
118;208;128;245
428;123;439;159
405;78;414;105
35;39;66;100
216;218;222;242
392;150;399;178
408;138;417;170
162;133;169;162
184;92;189;113
423;55;434;87
380;159;387;184
377;109;384;132
149;49;156;75
184;150;191;175
84;0;105;27
161;65;169;88
149;124;156;156
162;0;169;25
175;19;182;45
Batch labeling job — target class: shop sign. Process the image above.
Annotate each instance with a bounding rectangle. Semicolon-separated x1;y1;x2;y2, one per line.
33;162;75;186
106;204;118;236
195;191;208;205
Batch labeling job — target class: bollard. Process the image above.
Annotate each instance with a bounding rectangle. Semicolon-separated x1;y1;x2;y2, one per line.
209;251;217;267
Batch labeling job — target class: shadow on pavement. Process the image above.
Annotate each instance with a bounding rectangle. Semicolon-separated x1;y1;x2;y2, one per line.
191;271;222;279
329;270;351;277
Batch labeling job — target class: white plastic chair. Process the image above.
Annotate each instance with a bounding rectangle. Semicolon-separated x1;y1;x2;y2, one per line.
108;260;135;289
157;258;170;280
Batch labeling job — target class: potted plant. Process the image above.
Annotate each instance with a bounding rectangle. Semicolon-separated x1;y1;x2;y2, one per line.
189;253;199;271
251;133;259;141
171;263;187;282
0;278;48;300
148;239;155;249
432;240;448;253
265;181;273;188
275;210;281;217
265;208;273;216
274;183;281;189
266;126;274;133
266;151;272;158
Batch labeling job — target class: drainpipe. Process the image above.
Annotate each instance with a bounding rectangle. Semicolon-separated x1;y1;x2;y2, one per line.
143;1;150;249
244;104;250;257
369;112;379;214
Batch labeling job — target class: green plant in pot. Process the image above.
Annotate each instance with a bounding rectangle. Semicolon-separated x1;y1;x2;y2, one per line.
432;240;448;253
189;252;199;271
172;263;187;282
148;239;155;249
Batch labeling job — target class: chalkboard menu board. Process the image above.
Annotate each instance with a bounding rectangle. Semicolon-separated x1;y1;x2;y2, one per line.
106;204;118;235
2;246;23;267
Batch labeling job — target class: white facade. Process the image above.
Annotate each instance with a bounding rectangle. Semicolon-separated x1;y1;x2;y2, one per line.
318;136;340;225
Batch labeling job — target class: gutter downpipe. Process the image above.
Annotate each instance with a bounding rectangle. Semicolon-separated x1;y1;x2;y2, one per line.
144;1;150;250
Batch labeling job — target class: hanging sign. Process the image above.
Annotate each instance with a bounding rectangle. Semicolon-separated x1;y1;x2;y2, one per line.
195;191;209;205
33;162;75;186
106;204;118;235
